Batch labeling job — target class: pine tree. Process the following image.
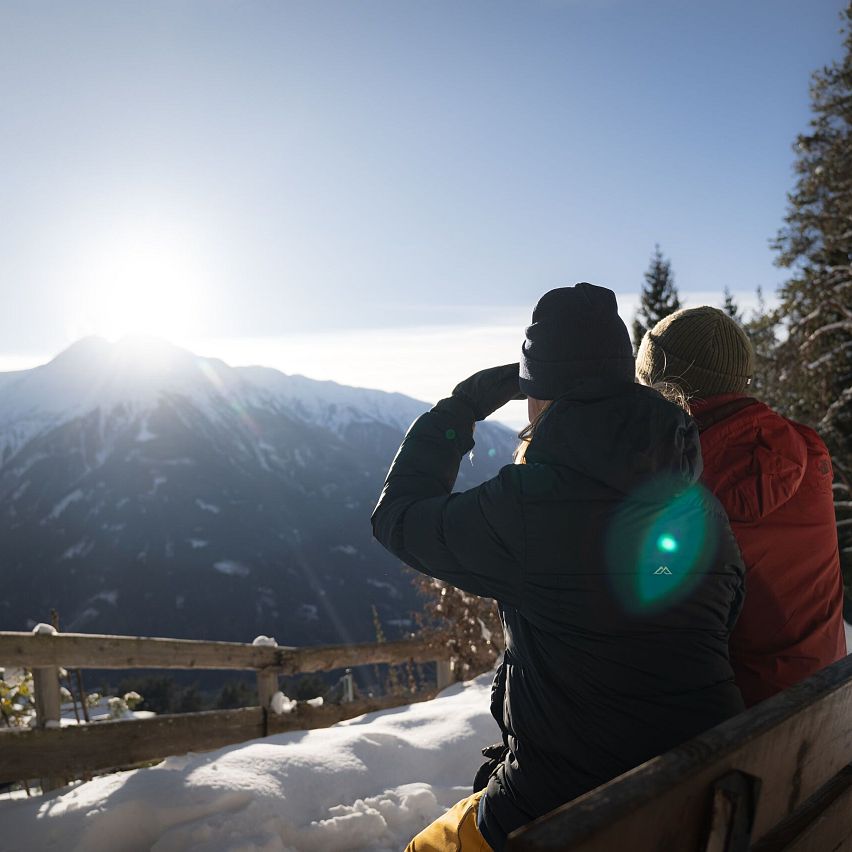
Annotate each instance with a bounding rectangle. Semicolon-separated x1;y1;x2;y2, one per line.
722;286;742;322
742;287;782;407
632;245;682;351
772;2;852;588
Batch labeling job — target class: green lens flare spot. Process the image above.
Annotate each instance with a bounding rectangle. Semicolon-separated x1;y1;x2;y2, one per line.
604;479;710;615
445;429;456;440
657;534;678;553
488;448;497;458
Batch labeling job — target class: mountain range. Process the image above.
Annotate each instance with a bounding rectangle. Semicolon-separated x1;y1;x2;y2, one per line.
0;337;518;646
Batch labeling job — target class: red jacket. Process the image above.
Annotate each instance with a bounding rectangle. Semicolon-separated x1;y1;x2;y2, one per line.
692;394;847;707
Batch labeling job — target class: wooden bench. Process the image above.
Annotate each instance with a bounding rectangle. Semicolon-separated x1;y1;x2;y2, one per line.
507;653;852;852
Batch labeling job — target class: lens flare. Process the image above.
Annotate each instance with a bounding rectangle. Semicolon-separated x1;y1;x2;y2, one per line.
197;360;260;436
605;478;712;615
657;534;678;553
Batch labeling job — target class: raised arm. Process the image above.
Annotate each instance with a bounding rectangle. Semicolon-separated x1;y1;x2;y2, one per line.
371;365;525;601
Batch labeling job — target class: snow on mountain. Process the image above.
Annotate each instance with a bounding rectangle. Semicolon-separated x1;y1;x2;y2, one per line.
0;337;518;646
0;336;429;459
0;672;501;852
237;366;427;436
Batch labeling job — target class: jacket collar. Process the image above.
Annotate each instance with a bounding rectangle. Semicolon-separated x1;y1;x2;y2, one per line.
526;381;703;497
690;394;759;433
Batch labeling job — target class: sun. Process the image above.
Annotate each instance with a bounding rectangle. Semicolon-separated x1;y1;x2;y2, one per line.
74;225;207;343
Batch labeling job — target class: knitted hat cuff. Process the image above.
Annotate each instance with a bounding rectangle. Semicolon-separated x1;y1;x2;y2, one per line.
520;354;635;399
637;335;751;397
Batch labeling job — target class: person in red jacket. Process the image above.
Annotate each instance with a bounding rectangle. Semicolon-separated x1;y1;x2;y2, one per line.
636;305;847;706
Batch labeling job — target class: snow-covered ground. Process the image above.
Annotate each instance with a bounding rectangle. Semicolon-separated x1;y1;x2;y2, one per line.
4;630;851;852
0;673;500;852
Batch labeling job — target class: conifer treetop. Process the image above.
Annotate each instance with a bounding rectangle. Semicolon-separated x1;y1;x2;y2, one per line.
632;244;682;352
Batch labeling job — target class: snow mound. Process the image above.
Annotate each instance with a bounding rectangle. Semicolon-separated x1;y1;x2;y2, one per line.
0;672;500;852
269;692;296;715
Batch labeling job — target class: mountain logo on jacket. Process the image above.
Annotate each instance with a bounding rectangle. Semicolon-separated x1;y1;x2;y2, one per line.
654;566;673;575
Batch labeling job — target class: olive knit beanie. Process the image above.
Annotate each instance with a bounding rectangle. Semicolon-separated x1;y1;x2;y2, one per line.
519;283;635;399
635;306;755;398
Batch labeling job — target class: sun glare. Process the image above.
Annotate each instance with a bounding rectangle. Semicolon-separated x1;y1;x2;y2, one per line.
73;225;207;343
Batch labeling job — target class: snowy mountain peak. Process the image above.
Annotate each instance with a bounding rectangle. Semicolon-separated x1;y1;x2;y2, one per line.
0;337;436;460
44;334;200;379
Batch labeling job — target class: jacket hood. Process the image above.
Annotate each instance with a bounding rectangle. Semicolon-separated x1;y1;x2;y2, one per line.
525;379;702;497
692;395;809;523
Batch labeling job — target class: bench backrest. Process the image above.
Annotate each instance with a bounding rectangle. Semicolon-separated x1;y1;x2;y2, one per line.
507;654;852;852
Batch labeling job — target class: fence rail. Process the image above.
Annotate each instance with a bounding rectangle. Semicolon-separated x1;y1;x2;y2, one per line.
0;631;447;673
0;630;453;791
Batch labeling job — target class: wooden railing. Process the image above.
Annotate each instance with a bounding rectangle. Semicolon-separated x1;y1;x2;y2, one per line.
507;653;852;852
0;630;453;792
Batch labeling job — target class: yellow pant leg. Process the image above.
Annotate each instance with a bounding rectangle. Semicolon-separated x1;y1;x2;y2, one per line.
405;791;492;852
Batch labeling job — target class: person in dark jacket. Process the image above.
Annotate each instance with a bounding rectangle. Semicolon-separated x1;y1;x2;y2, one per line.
636;306;847;707
372;284;746;851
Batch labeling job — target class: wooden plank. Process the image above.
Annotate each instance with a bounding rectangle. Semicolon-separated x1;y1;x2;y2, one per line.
32;666;61;726
778;781;852;852
0;632;281;670
436;660;453;691
506;654;852;852
751;764;852;852
0;708;265;783
256;669;279;711
0;689;441;785
276;638;451;675
32;666;63;792
0;632;450;673
256;668;279;736
703;770;761;852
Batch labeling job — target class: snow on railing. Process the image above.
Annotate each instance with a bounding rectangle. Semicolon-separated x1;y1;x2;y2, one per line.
0;627;454;794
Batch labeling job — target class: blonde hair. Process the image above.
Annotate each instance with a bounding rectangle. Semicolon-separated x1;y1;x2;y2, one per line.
647;379;693;415
514;401;552;464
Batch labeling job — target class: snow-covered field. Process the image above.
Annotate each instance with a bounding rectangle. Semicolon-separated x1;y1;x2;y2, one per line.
4;628;851;852
0;673;500;852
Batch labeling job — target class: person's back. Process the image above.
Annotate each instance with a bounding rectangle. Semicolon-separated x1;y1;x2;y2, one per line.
477;380;744;841
373;285;745;850
637;307;847;708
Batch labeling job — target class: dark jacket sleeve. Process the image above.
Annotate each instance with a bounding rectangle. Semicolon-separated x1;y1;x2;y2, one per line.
371;397;525;602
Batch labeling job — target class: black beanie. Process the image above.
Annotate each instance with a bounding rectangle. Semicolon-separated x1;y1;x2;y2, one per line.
519;283;635;399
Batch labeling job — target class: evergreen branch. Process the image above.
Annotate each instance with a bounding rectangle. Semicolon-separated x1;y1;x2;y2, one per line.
818;385;852;432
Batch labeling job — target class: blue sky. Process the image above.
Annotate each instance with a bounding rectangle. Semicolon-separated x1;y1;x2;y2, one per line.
0;0;847;410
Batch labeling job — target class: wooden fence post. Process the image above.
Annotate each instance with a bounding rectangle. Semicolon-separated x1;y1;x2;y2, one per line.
32;665;63;792
342;669;354;703
436;659;453;691
256;668;278;736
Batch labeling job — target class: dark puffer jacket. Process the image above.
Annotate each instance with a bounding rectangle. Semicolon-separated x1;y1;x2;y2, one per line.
372;380;745;851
